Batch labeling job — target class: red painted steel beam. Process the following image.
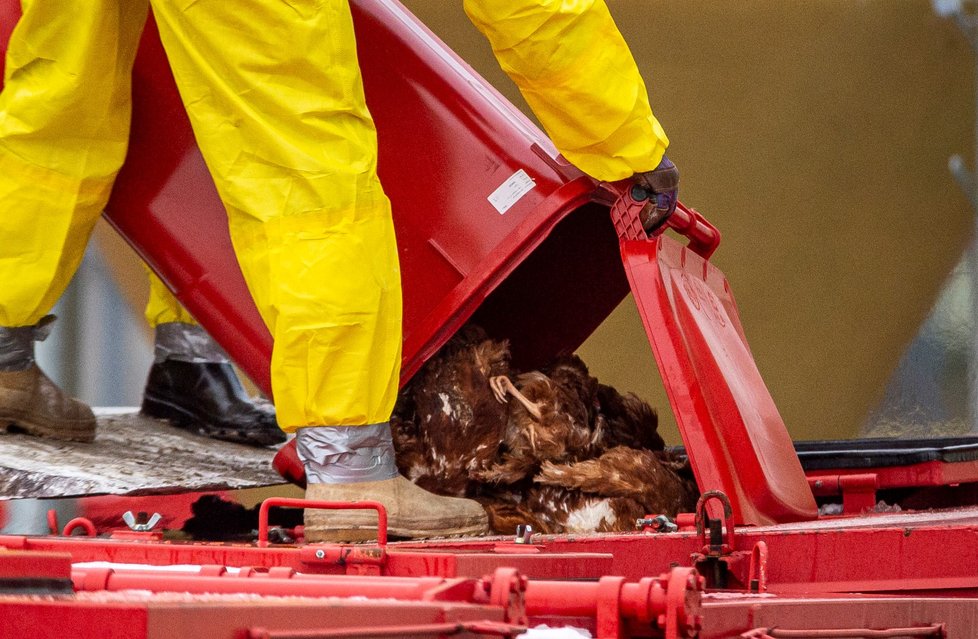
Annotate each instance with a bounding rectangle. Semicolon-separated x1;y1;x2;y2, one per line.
0;598;510;639
68;564;702;636
808;459;978;491
399;511;978;592
741;625;944;638
0;534;614;581
0;550;73;596
0;601;149;639
247;621;528;638
73;567;462;601
699;594;967;639
0;551;71;581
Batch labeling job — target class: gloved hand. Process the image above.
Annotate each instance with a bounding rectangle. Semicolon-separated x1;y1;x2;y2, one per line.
633;155;679;231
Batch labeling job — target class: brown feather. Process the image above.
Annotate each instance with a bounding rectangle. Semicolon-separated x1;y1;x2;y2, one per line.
593;384;665;452
395;326;512;497
480;355;598;484
535;446;697;519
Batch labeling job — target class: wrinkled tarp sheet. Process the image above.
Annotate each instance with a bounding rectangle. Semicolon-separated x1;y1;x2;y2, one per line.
0;408;284;498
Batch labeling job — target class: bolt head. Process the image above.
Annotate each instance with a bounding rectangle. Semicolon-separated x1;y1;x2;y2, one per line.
315;549;326;559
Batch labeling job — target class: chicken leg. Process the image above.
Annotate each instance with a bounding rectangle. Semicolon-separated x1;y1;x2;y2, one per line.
489;375;543;420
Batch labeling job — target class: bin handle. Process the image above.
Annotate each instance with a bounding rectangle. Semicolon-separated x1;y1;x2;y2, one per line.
257;497;388;548
606;182;721;259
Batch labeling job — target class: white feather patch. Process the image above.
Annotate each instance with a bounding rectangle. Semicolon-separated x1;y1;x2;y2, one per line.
564;498;616;533
438;393;453;416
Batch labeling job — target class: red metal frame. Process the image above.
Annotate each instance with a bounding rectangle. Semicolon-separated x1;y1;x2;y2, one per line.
0;490;233;538
808;460;978;492
0;544;705;639
1;516;977;636
4;502;978;594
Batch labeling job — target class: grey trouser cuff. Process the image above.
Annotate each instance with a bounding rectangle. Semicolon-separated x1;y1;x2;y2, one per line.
154;322;230;364
296;423;399;484
0;315;56;372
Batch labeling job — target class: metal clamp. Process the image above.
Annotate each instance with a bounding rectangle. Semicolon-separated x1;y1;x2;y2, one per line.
122;511;162;532
691;490;742;590
484;567;529;626
695;490;736;555
637;514;679;533
514;524;533;544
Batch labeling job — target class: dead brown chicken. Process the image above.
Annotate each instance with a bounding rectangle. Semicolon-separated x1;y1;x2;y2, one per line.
480;444;697;534
592;383;666;453
393;328;699;535
483;485;656;535
533;446;696;525
392;326;512;497
479;354;601;484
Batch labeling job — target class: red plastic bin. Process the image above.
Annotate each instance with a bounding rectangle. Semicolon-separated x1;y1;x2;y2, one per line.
113;1;625;392
0;0;817;526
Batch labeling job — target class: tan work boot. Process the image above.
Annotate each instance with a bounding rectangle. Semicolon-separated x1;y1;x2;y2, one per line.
0;365;96;443
304;475;489;542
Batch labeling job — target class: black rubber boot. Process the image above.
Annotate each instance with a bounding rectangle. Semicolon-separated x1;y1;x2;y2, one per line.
141;360;286;447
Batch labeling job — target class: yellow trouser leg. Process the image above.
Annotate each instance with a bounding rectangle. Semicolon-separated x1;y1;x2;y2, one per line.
144;270;196;327
149;0;402;431
0;0;149;327
463;0;668;180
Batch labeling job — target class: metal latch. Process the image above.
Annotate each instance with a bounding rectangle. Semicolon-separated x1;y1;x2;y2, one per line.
636;514;679;532
122;511;162;532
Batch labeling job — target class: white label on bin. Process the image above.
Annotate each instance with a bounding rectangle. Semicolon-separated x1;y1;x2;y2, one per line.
488;169;535;214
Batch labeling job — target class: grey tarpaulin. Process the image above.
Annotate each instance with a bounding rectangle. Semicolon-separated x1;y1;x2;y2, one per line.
0;409;285;498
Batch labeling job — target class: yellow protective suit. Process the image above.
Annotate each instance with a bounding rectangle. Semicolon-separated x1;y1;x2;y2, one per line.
0;0;663;431
145;271;196;327
0;0;400;430
464;0;669;181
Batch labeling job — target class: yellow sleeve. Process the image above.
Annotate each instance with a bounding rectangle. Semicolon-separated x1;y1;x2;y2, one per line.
463;0;669;181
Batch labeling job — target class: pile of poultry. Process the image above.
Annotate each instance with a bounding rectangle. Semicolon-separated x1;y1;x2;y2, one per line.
392;326;698;535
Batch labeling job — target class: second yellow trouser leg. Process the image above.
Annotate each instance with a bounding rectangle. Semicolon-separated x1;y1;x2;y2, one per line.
463;0;668;181
0;0;149;327
144;269;196;327
149;0;402;431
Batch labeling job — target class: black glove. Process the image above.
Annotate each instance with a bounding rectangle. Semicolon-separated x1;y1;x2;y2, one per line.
633;155;679;231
